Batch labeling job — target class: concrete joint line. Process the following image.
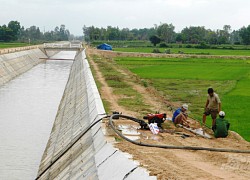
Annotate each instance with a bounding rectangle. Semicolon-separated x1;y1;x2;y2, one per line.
97;150;118;168
123;167;138;180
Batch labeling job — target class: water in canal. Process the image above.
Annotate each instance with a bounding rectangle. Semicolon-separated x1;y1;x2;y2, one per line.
0;51;75;180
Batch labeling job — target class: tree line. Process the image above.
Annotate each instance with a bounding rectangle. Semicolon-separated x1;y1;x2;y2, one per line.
0;21;72;43
2;20;250;45
83;23;250;45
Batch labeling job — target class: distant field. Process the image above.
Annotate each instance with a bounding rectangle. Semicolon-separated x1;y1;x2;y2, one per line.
114;47;250;56
115;56;250;141
0;42;30;49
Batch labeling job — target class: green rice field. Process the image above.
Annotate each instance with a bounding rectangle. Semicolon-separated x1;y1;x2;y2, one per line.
114;47;250;56
0;42;30;49
115;56;250;141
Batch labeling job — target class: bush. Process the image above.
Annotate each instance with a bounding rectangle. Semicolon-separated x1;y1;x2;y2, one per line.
165;49;171;54
234;42;241;45
222;46;234;50
159;43;168;48
152;48;161;53
210;46;218;49
185;44;193;48
195;42;210;49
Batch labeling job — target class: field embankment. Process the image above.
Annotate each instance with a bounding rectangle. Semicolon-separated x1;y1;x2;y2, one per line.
86;47;250;179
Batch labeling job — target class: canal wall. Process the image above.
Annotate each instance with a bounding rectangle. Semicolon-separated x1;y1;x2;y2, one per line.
37;50;155;180
0;45;61;86
0;48;47;86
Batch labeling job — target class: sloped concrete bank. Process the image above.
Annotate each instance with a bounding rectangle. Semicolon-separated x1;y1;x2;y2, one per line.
37;50;155;180
0;48;47;86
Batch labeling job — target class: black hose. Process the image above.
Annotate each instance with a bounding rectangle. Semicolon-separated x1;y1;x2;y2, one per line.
35;115;108;180
109;114;250;154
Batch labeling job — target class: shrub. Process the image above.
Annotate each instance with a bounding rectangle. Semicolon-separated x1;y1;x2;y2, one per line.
152;48;161;53
159;43;168;48
185;44;193;48
165;49;171;54
195;42;210;49
234;42;241;45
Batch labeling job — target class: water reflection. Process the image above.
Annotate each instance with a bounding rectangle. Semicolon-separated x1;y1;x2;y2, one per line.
0;57;73;180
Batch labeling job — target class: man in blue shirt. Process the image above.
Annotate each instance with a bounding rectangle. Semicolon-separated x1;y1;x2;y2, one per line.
172;104;189;127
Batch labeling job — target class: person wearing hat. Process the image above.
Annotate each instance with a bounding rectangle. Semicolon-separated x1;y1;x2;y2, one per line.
203;87;221;130
172;104;190;127
213;111;230;138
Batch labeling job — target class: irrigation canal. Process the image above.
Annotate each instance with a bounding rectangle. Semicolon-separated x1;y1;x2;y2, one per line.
0;51;75;179
0;46;155;180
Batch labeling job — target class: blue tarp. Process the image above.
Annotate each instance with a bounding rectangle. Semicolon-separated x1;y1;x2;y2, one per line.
97;43;112;50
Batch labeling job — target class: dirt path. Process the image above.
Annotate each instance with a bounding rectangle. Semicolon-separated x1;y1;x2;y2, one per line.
87;48;250;180
88;52;136;116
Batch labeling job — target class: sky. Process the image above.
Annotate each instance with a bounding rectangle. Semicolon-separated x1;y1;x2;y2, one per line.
0;0;250;36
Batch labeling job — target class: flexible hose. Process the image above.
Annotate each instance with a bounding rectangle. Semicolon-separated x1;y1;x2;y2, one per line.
109;114;250;154
35;115;108;180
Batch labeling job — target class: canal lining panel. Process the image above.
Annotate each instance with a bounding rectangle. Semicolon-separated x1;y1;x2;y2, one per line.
0;49;47;86
37;50;156;180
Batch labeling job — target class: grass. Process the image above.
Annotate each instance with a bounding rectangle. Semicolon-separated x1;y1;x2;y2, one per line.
90;40;152;48
114;47;250;56
114;56;250;141
0;42;30;49
87;53;152;114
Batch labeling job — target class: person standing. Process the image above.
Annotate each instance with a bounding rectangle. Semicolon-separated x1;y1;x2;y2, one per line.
203;88;221;130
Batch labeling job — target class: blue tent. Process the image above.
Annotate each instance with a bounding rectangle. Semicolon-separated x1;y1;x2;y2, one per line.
97;43;112;50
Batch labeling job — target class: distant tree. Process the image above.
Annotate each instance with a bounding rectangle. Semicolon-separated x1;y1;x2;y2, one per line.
0;21;21;42
82;25;90;42
239;25;250;45
120;28;130;40
149;35;161;46
206;29;218;44
0;25;13;42
25;26;42;42
18;26;27;42
138;28;149;40
99;27;107;40
215;25;231;44
130;28;139;40
44;31;54;41
181;26;206;44
175;33;183;43
59;24;70;41
8;21;21;41
107;26;120;40
230;30;241;44
157;23;175;43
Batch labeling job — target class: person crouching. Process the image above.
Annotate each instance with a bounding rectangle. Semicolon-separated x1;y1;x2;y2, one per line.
213;111;230;138
172;104;190;127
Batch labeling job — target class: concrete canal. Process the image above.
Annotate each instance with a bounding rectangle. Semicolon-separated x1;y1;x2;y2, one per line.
0;52;74;179
0;45;155;180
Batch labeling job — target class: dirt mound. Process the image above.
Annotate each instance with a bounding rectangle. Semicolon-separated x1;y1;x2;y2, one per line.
87;48;250;180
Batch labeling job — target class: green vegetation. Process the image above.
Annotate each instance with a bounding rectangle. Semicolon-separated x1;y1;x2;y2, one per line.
1;21;73;43
90;40;152;48
88;54;152;114
0;42;30;49
84;24;250;45
114;56;250;141
114;47;250;56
